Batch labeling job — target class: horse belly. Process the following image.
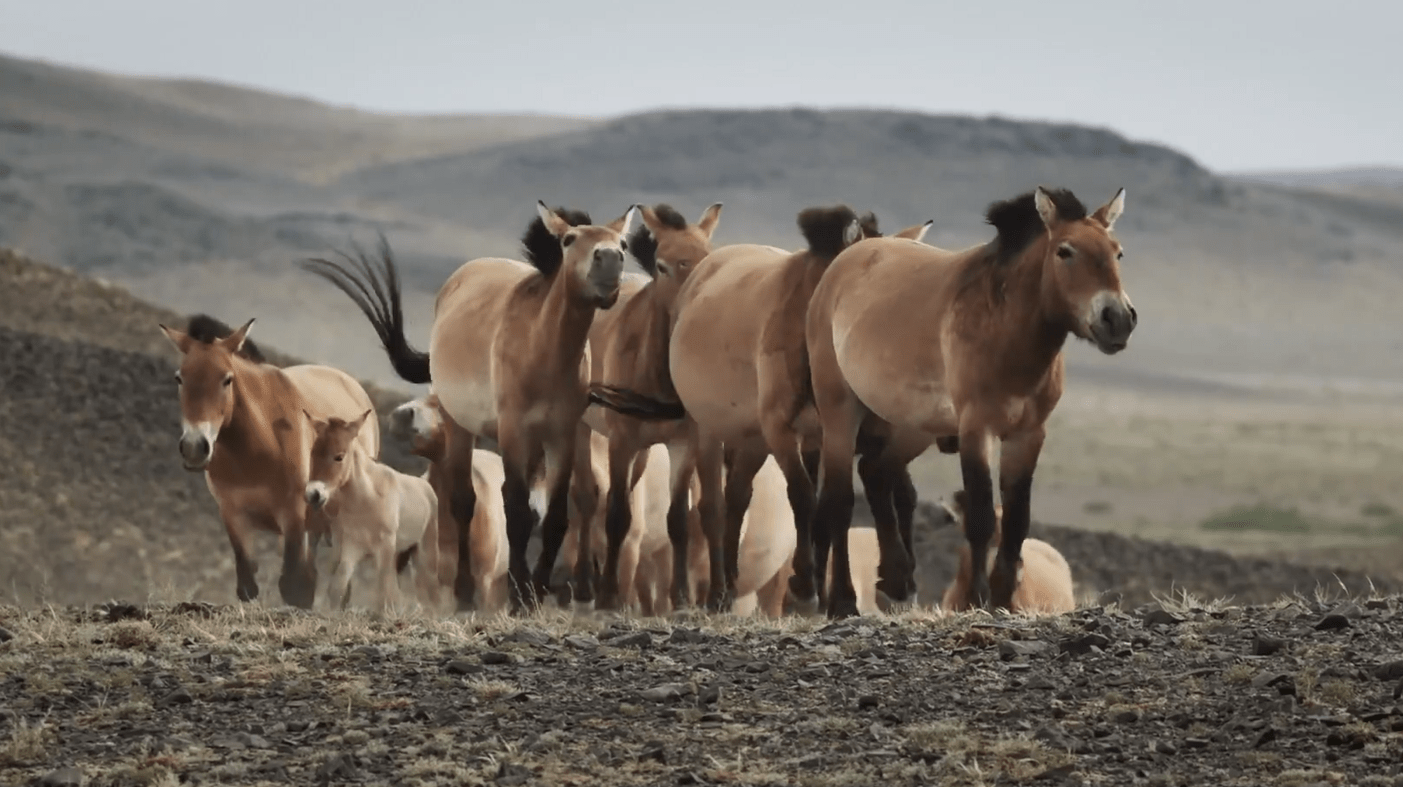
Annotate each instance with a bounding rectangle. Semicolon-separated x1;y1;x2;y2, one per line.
835;333;958;437
430;260;524;438
394;477;436;552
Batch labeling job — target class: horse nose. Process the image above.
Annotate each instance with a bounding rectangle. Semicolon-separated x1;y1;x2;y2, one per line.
305;486;326;509
1100;303;1135;341
1128;305;1138;328
389;407;414;439
179;434;211;465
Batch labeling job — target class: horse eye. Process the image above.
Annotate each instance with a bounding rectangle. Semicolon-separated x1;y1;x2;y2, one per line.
1117;251;1124;261
334;454;345;463
561;232;577;247
619;239;628;252
1056;245;1075;261
222;374;233;387
174;372;182;385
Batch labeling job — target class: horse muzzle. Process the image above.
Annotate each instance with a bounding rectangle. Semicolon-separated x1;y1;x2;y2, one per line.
305;483;330;510
1087;297;1137;355
178;435;212;471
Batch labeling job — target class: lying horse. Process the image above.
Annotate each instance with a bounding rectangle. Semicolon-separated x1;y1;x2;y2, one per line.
158;314;379;608
304;409;441;615
940;490;1076;615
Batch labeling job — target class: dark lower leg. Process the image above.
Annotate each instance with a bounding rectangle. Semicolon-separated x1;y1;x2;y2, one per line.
501;469;537;613
666;488;692;610
278;524;317;610
958;444;997;610
893;465;917;559
993;473;1033;608
534;473;574;604
857;452;915;602
818;463;859;619
450;482;478;611
721;451;765;604
598;461;634;609
776;450;818;609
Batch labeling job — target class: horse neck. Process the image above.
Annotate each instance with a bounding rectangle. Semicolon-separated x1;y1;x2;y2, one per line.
535;271;598;375
336;443;379;502
222;357;290;451
980;242;1069;384
627;285;681;398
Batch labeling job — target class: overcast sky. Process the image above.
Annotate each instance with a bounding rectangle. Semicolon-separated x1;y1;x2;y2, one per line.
1;0;1398;174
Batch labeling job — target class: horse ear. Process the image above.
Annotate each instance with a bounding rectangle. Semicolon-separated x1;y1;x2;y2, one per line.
637;204;662;235
842;217;862;246
223;318;255;354
535;200;572;238
895;220;933;243
606;204;638;236
158;324;192;354
1093;187;1126;231
352;408;374;433
1033;186;1060;230
697;203;724;239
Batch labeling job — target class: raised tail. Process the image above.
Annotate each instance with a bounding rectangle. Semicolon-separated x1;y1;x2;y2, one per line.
301;231;431;385
587;384;687;420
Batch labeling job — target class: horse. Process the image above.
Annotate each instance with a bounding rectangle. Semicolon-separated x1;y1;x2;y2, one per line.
304;408;441;615
939;491;1075;615
805;185;1135;616
590;208;932;614
158;314;380;609
581;202;724;611
389;394;511;614
303;203;635;613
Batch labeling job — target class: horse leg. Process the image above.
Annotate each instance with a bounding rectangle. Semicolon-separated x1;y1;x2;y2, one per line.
498;425;544;614
275;497;318;610
693;435;729;613
993;426;1046;610
664;437;697;611
719;447;766;610
893;463;918;563
328;537;358;612
532;437;577;609
856;450;916;606
813;402;864;620
566;425;599;610
414;511;444;614
598;438;638;610
374;534;398;618
217;502;260;602
442;419;478;612
957;421;998;610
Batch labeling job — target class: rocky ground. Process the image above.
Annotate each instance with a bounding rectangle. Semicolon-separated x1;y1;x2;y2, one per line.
4;594;1403;786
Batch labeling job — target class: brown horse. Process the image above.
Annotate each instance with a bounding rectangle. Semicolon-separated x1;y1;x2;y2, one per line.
591;209;932;613
304;204;635;612
158;314;380;608
581;202;724;610
806;186;1135;617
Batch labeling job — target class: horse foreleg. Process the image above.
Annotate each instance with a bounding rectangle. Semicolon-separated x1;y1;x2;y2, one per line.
566;424;599;610
598;438;639;610
720;447;767;610
442;419;478;612
994;426;1045;611
328;537;358;612
498;426;543;614
216;500;260;602
415;509;444;614
276;499;318;610
532;439;576;609
957;420;998;610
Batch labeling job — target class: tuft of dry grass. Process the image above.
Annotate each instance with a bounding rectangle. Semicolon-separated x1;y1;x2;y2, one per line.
1;717;56;766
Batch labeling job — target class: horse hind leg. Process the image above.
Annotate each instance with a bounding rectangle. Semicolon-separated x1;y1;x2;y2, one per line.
597;440;638;611
693;436;731;613
718;447;766;612
856;450;917;608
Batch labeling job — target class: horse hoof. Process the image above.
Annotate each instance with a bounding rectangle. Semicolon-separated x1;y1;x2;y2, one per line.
571;598;596;615
788;593;820;617
826;597;861;620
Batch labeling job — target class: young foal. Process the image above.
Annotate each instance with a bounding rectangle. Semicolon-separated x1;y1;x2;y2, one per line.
806;186;1136;616
159;314;379;608
305;409;441;615
940;491;1075;615
306;204;635;612
389;394;510;613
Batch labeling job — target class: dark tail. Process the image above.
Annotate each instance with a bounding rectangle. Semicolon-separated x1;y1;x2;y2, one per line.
301;231;431;385
587;383;687;420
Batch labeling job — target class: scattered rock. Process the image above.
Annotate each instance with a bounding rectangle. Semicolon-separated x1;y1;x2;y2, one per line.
0;627;13;643
37;768;84;787
446;659;484;675
608;631;653;649
1142;604;1184;627
565;634;599;650
1060;633;1111;656
999;639;1052;660
156;688;193;708
640;684;688;703
480;651;519;665
505;629;553;647
1314;614;1352;631
1375;660;1403;681
1252;632;1287;656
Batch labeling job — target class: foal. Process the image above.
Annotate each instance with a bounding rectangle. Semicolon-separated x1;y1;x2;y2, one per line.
304;409;441;615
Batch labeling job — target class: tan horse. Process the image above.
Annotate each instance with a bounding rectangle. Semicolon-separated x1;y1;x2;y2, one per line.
158;314;379;608
389;394;510;614
591;208;932;613
304;204;635;612
806;186;1135;617
939;491;1075;615
304;409;441;615
581;203;723;611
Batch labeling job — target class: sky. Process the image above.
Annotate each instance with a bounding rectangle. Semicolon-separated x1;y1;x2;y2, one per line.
0;0;1399;174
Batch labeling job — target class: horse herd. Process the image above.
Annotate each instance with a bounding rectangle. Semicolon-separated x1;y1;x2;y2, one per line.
157;183;1134;621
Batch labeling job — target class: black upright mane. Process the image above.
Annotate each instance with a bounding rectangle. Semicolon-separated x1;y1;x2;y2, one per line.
185;313;266;362
956;187;1088;302
628;204;688;278
520;206;592;278
797;205;860;260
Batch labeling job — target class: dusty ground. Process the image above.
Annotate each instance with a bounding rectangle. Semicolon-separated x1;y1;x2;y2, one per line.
5;594;1403;786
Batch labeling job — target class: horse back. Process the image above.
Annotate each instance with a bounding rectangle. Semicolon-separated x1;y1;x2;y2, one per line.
282;364;380;458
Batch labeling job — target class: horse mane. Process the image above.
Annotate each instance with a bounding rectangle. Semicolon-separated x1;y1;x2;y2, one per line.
185;313;266;363
956;187;1088;302
520;206;592;278
796;205;860;260
627;204;689;278
858;211;881;238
